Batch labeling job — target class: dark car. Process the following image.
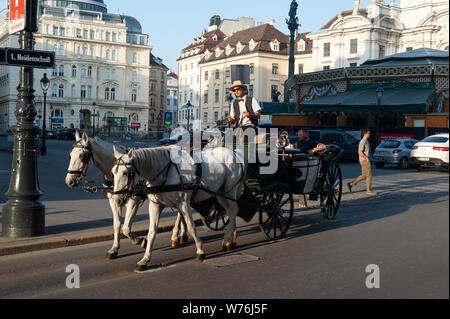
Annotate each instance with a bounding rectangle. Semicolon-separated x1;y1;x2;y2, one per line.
46;130;56;139
308;129;359;161
56;128;77;140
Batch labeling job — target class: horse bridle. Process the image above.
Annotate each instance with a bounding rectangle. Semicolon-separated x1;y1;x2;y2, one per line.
110;157;139;198
67;141;92;182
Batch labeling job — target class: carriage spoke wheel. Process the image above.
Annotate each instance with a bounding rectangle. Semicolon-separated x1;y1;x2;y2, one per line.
259;182;293;240
202;202;229;231
320;162;343;220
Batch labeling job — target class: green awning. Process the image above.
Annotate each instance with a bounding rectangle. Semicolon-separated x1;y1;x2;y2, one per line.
260;102;296;115
301;82;435;114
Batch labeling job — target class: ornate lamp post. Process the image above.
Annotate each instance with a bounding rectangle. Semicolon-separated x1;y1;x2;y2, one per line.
2;1;45;237
39;73;50;156
285;0;300;101
184;100;192;131
375;84;384;146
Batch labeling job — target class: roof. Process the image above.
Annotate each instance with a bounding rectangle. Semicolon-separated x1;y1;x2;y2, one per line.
150;54;168;70
301;81;435;114
200;23;290;63
179;29;226;58
168;72;179;80
320;9;368;30
362;48;449;66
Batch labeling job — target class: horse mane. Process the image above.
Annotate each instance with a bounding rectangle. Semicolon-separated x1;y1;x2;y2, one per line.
89;137;127;177
131;147;173;185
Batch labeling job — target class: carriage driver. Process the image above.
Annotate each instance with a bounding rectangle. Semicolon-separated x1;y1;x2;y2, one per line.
226;80;261;132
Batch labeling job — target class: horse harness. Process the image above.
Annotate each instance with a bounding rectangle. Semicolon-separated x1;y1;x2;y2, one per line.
67;141;92;182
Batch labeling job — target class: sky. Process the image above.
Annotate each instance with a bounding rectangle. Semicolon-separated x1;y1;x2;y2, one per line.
1;0;399;71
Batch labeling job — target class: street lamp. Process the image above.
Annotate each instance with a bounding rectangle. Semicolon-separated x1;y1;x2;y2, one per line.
92;100;96;136
375;84;384;146
40;73;50;156
184;100;192;131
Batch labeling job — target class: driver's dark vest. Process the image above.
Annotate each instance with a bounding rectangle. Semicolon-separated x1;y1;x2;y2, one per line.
232;96;258;128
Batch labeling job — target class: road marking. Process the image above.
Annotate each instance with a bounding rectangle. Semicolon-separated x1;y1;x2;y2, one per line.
203;254;261;267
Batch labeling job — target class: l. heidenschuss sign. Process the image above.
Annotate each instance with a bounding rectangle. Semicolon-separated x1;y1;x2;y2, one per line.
0;47;55;69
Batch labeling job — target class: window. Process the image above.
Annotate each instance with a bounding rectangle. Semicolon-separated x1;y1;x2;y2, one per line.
81;65;87;78
272;63;279;75
76;28;81;38
72;65;77;77
249;42;255;51
406;47;413;51
82;46;87;55
272;42;279;51
298;64;304;74
60;27;65;37
111;50;116;61
53;26;58;36
53;109;63;118
80;85;87;99
204;112;208;122
215;89;219;103
204;91;208;103
132;52;137;63
131;90;137;102
322;133;343;144
350;39;358;54
52;84;57;97
271;85;278;95
204;71;208;81
349;63;357;67
88;66;92;78
59;45;64;56
105;32;110;42
87;86;92;99
298;42;304;51
226;47;230;55
111;69;115;80
249;85;254;97
323;65;330;70
52;66;57;76
90;47;94;56
161;72;165;80
215;69;219;80
132;71;137;82
324;43;331;57
379;45;385;58
71;85;76;98
214;112;218;122
249;63;254;74
105;88;110;100
90;30;95;40
225;68;230;78
112;33;117;42
105;49;110;60
110;88;115;101
58;65;64;76
105;68;110;80
150;97;155;107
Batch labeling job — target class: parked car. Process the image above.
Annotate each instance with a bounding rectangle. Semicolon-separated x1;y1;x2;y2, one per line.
410;133;449;171
46;130;56;139
56;128;77;140
308;129;359;161
373;139;418;169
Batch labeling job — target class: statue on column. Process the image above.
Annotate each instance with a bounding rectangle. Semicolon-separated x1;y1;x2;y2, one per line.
353;0;360;15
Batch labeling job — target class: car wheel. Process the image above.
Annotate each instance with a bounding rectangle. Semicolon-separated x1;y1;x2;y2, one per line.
375;162;385;169
398;157;409;169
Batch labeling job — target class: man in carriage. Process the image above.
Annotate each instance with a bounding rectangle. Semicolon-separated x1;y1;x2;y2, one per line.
226;80;261;132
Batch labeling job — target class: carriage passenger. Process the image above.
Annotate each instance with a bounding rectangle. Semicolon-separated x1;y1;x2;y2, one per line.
296;128;326;156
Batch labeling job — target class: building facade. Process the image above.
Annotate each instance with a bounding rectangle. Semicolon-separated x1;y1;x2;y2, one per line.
148;54;168;137
0;0;152;136
166;70;178;130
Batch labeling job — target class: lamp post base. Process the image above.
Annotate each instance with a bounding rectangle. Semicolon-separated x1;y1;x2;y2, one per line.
1;200;45;238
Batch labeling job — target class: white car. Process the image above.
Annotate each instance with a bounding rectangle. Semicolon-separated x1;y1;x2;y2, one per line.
411;133;449;171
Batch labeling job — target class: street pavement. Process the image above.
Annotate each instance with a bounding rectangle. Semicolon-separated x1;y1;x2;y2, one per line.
0;140;448;298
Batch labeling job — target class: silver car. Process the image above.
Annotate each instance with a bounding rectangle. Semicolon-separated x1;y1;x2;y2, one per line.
373;139;418;169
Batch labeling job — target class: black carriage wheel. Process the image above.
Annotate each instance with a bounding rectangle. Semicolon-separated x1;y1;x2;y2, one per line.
202;202;230;231
259;182;293;240
320;162;343;220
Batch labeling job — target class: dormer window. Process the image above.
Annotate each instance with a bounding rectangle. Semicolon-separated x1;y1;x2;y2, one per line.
298;42;305;51
205;51;210;59
236;43;243;54
226;46;231;55
249;40;256;51
213;35;218;41
215;49;221;58
271;40;280;52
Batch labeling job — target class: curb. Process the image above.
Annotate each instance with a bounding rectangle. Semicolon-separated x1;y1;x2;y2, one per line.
0;217;204;257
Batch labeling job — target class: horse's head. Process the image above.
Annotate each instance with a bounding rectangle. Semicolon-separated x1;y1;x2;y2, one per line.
65;131;92;188
111;147;140;207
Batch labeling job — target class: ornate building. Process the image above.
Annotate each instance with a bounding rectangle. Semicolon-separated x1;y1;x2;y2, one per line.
148;54;168;137
0;0;152;136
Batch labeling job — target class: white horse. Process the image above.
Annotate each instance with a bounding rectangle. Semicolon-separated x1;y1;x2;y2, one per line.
111;145;246;271
65;131;150;259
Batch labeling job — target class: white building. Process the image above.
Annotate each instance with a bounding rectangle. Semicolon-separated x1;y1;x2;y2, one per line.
0;0;152;136
307;0;449;72
166;70;178;129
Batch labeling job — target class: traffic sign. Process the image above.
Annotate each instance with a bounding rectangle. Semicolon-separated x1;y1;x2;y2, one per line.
0;48;55;69
9;0;26;34
164;112;172;125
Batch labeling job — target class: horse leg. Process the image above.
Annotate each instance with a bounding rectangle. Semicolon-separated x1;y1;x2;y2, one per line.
218;198;239;252
135;200;162;272
179;212;189;244
123;198;147;249
180;204;205;261
107;197;122;259
171;213;182;247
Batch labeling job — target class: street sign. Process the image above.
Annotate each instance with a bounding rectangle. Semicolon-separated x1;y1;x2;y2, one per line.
0;48;5;64
3;48;55;69
9;0;26;35
164;112;172;125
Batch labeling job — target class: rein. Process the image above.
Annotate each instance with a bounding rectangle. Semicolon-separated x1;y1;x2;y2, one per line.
67;140;92;179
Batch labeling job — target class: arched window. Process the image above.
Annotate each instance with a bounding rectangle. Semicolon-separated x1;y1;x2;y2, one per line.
105;49;110;60
87;66;92;78
51;84;57;97
82;46;88;55
110;88;116;101
111;50;116;60
81;65;87;78
72;65;77;77
58;85;64;97
105;88;110;100
131;89;137;102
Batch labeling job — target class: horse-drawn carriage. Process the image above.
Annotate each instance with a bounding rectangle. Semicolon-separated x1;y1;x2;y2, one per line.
196;132;343;240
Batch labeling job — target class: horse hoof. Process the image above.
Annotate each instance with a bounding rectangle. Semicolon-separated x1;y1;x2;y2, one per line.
140;239;148;249
171;238;179;248
231;243;237;250
196;254;206;262
106;251;118;260
134;264;147;272
181;235;189;244
222;244;231;252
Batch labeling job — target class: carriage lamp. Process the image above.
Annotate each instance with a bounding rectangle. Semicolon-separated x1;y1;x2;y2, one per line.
40;73;50;156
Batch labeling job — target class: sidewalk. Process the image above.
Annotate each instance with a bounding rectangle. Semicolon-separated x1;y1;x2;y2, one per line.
0;198;203;257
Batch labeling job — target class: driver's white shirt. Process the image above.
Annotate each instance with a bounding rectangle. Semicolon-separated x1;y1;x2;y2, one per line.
229;96;261;127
